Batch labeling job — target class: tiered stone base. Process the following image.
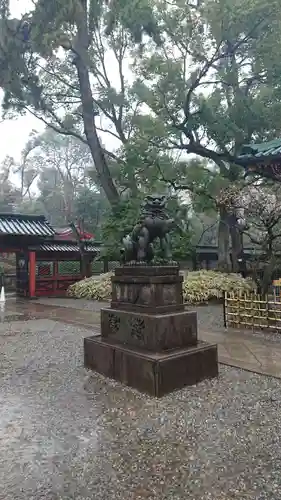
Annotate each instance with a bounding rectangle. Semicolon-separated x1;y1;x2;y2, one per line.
84;336;218;397
84;265;218;397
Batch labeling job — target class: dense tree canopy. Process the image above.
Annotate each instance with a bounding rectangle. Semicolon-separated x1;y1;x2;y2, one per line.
0;0;281;266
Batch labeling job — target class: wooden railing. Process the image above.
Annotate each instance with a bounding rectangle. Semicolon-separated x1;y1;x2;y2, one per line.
224;291;281;331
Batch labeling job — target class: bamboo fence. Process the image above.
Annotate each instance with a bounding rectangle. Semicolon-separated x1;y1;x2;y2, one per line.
224;290;281;331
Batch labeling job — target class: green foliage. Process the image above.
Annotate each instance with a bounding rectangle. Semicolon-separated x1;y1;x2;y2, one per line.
1;0;281;160
0;156;21;211
2;0;281;268
67;269;256;303
19;129;104;226
101;197;143;257
100;193;192;258
171;231;192;261
74;187;109;237
104;0;161;44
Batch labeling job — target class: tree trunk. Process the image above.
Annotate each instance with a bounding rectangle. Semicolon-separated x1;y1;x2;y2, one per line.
73;1;120;206
70;221;89;279
261;265;272;297
260;240;275;297
217;205;231;272
230;223;243;273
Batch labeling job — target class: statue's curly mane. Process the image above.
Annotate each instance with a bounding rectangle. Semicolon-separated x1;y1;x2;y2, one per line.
141;195;167;219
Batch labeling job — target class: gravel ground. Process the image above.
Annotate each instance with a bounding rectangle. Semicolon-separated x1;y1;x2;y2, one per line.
1;318;281;499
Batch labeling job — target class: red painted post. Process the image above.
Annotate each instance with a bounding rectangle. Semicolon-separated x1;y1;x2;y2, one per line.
29;251;36;298
53;260;59;294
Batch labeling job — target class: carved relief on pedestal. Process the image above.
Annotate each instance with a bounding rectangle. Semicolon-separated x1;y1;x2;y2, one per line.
108;313;121;335
139;285;152;304
129;316;145;341
162;284;177;304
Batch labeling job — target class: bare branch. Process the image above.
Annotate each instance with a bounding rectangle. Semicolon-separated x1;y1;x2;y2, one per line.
95;126;122;141
110;28;128;127
36;62;80;92
196;221;219;246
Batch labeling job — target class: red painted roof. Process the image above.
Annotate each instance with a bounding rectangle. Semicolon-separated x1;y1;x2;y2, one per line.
54;227;94;241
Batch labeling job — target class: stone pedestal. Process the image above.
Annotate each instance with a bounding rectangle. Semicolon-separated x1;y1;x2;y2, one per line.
111;266;184;313
84;266;218;396
101;308;198;351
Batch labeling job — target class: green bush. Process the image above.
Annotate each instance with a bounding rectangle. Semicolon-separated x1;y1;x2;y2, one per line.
67;269;255;304
68;273;113;301
182;270;255;303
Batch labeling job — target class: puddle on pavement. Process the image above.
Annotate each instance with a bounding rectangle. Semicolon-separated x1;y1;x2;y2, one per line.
0;302;34;322
0;298;99;326
1;313;31;322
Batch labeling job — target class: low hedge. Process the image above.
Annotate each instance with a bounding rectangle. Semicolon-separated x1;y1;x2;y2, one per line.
67;269;255;304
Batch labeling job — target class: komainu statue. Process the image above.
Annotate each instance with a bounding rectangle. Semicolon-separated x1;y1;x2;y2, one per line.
121;194;176;264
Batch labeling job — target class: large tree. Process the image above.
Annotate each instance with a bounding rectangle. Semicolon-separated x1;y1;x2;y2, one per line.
128;0;281;270
0;0;161;204
235;183;281;295
0;156;21;212
20;129;96;223
13;128;110;230
1;0;281;269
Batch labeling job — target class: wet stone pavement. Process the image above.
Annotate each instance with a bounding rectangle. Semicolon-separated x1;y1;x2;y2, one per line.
1;309;281;499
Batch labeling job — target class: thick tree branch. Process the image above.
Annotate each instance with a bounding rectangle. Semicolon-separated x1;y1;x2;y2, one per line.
22;104;88;144
155;162;216;203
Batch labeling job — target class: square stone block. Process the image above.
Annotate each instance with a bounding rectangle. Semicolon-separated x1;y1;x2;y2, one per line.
111;276;184;313
101;308;198;351
111;266;184;313
84;337;114;378
84;336;218;397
